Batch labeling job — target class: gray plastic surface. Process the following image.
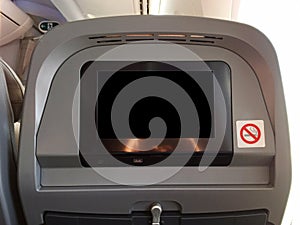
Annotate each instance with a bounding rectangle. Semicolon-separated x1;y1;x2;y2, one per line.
38;45;273;185
18;16;291;225
44;210;268;225
0;67;25;225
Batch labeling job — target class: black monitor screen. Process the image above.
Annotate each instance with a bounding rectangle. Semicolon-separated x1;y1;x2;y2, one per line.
79;61;232;167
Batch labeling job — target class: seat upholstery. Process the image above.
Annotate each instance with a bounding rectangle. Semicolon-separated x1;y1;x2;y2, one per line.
0;58;24;122
4;71;23;122
0;66;25;225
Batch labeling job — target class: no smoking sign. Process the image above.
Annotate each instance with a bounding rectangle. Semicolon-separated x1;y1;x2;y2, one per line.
236;120;265;148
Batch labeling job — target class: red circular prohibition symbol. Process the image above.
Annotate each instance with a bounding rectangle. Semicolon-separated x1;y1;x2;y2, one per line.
240;123;261;144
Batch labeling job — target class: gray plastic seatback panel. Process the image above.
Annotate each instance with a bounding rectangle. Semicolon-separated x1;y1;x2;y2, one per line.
0;67;25;225
44;210;268;225
18;16;291;225
38;45;274;185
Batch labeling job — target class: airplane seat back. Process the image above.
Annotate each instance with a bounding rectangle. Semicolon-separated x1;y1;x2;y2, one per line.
4;72;23;122
0;59;24;123
18;16;291;225
0;66;25;225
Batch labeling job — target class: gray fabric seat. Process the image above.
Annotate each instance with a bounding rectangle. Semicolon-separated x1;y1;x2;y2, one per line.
0;58;24;123
0;66;25;225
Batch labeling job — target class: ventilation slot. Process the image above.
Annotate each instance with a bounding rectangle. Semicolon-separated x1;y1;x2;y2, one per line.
190;39;215;44
157;34;187;42
89;34;122;40
125;33;154;41
88;33;223;45
201;35;223;40
189;34;222;44
96;40;122;44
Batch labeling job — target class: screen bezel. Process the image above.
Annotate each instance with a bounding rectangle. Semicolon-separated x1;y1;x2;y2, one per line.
79;61;233;167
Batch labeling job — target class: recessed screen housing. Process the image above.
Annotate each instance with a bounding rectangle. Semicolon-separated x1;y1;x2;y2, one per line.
79;61;232;167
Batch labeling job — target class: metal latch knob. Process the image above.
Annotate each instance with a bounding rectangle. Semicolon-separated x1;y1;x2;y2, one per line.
151;203;162;225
